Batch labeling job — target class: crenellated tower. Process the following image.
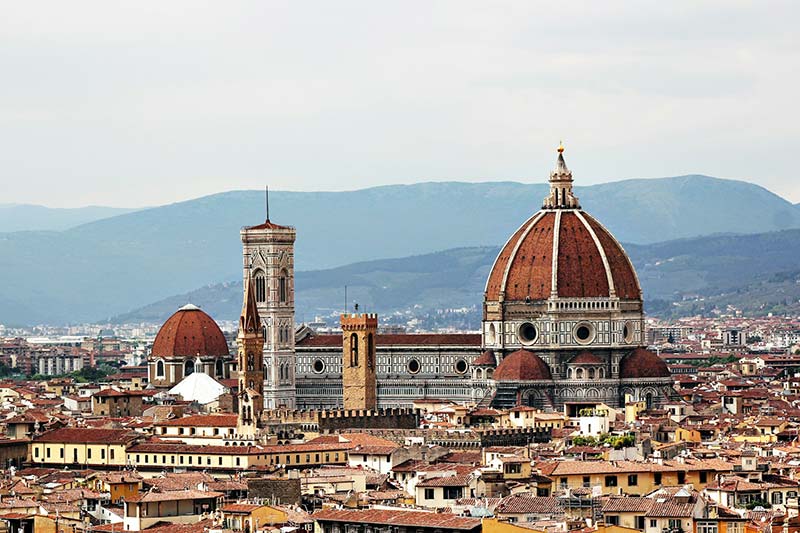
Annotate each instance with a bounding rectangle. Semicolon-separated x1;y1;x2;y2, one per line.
241;216;297;408
341;313;378;410
237;275;264;435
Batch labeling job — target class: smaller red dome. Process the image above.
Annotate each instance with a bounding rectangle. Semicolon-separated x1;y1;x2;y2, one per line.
472;350;497;367
493;349;552;381
151;304;229;358
619;348;670;379
570;351;603;365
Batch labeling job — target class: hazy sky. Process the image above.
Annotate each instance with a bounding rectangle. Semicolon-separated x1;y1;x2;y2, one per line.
2;1;798;207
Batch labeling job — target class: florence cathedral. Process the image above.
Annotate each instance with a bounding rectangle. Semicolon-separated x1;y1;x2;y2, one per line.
148;145;674;414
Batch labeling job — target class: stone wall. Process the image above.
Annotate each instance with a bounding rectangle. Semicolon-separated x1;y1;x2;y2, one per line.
246;477;301;505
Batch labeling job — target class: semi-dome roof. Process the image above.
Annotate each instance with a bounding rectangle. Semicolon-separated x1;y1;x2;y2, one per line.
152;304;229;358
619;348;670;379
493;349;552;381
485;147;640;303
472;350;497;367
570;351;603;365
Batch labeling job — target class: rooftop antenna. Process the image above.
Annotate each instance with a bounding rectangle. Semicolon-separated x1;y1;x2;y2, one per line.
265;185;270;221
344;285;348;314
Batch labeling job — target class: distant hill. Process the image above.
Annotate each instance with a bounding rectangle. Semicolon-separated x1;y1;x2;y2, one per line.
116;229;800;326
0;204;139;232
2;175;800;324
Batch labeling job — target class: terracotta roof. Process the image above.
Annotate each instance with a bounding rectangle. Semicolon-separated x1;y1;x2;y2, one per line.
493;349;552;381
313;509;480;530
32;428;139;445
570;351;603;365
297;333;481;348
151;305;229;357
485;210;640;302
620;348;671;379
602;496;653;513
222;503;264;513
246;219;292;230
417;474;472;487
127;489;223;503
646;489;700;518
472;350;497;367
496;495;564;515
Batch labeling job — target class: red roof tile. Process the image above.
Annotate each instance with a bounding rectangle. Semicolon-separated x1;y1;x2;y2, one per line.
151;306;229;357
313;509;480;530
493;349;552;381
32;428;139;445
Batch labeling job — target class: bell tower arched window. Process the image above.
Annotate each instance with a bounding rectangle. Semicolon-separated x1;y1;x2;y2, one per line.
247;353;255;371
350;333;359;367
254;270;266;303
278;269;288;303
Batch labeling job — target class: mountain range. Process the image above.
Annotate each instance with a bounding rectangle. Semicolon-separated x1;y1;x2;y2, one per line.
2;175;799;325
114;229;800;327
0;204;139;232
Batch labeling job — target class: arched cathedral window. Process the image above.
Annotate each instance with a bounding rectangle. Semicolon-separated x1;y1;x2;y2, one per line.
156;360;165;378
254;270;266;303
350;333;359;367
247;353;255;371
184;359;195;376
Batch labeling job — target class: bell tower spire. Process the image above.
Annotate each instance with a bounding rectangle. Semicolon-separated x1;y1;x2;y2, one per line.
237;274;265;436
543;142;580;209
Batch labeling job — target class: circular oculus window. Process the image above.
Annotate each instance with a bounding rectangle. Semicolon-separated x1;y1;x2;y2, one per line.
517;322;539;345
407;358;421;374
573;322;596;345
623;322;635;344
312;359;325;374
454;359;468;374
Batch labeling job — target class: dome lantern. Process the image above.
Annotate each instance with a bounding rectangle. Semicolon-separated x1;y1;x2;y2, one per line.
543;143;580;209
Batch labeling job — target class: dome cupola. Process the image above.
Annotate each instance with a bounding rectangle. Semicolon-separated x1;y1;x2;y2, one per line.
482;144;644;352
151;304;229;358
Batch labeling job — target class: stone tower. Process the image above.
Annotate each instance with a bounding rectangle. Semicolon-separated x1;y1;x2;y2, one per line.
237;275;264;435
341;313;378;410
241;217;297;409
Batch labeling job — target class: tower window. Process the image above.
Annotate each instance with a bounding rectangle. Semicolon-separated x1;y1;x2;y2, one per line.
367;333;374;370
350;333;359;367
254;270;266;303
279;269;288;303
156;360;165;379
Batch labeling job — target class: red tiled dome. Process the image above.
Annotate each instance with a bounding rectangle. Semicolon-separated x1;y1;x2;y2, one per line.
493;349;552;381
570;351;603;365
619;348;670;379
485;210;640;302
151;304;229;358
472;350;497;367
